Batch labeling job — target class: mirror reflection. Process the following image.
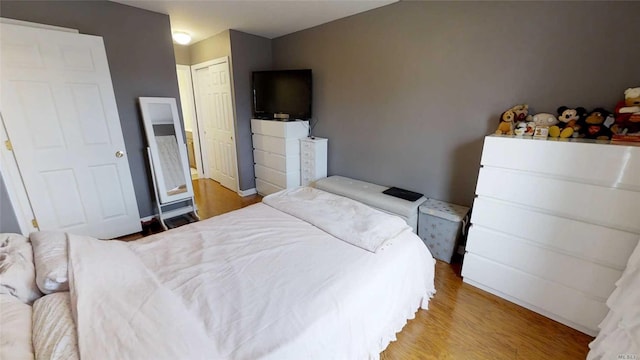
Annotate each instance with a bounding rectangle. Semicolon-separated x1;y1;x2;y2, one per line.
139;97;194;205
148;103;188;196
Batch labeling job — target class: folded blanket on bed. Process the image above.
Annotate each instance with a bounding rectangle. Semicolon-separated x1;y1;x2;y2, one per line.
66;234;215;360
263;187;411;253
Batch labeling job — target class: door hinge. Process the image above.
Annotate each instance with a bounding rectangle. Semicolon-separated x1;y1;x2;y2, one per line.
31;219;39;229
4;140;12;151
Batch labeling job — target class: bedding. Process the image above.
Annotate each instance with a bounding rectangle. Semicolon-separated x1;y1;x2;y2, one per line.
0;294;34;360
0;233;41;304
20;187;436;359
262;187;411;252
30;231;69;294
32;293;78;360
68;234;213;359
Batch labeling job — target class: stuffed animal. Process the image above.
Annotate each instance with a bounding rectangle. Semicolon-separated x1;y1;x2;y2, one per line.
511;104;532;122
531;113;558;138
613;87;640;135
510;104;534;136
495;109;515;135
549;106;586;138
581;108;613;140
514;120;535;136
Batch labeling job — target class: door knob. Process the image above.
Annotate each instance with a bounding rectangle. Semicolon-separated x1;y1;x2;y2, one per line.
115;150;124;158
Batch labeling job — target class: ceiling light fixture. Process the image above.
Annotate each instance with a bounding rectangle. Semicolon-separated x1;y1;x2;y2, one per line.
172;31;191;45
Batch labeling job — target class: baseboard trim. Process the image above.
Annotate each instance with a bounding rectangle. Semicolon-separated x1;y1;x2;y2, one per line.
238;188;257;197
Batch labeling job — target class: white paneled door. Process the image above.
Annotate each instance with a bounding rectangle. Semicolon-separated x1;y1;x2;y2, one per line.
192;57;238;192
0;23;141;238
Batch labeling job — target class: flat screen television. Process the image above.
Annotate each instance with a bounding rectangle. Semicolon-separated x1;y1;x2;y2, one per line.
252;69;312;120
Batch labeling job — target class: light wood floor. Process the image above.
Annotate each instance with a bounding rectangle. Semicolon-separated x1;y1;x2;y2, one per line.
381;261;593;359
130;178;594;359
191;178;261;218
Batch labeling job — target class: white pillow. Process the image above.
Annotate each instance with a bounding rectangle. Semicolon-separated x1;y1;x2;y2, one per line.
0;233;42;304
30;231;69;294
0;294;34;360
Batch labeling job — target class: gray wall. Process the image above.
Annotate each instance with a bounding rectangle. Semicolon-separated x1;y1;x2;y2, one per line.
229;30;272;190
272;1;640;207
185;29;271;191
1;0;182;219
0;174;21;233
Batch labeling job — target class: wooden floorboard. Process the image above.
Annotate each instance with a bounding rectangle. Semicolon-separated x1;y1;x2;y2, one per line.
123;178;594;359
191;178;262;219
381;261;593;359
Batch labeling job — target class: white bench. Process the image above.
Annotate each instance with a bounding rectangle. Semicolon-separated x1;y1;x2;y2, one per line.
314;176;425;233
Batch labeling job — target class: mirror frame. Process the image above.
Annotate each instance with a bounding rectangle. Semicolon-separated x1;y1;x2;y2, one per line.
139;97;194;204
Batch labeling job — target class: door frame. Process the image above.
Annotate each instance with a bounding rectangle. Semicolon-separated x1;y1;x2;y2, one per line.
0;117;38;235
0;18;78;235
176;64;203;177
190;56;240;193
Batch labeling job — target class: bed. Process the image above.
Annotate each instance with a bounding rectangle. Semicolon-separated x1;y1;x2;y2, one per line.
0;186;436;360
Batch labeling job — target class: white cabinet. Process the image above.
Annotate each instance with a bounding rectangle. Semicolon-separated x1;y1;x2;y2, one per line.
461;135;640;336
300;137;328;186
251;119;309;196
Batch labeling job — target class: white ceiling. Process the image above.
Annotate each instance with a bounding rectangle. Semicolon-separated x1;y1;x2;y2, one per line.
112;0;397;44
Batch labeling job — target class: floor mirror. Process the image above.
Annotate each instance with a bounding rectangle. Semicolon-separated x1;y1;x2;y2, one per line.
139;97;198;229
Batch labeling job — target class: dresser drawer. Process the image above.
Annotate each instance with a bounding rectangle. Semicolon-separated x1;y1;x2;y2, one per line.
255;164;300;188
300;139;314;151
252;134;300;157
462;253;607;335
253;149;299;172
301;149;315;160
301;158;315;171
466;225;622;300
475;166;640;234
471;197;639;269
251;119;308;138
255;178;283;196
481;136;640;190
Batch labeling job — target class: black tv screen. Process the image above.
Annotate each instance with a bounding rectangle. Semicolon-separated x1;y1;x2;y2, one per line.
252;69;312;120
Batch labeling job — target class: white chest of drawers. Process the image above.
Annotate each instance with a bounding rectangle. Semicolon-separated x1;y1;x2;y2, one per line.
251;119;309;196
461;135;640;336
300;137;328;186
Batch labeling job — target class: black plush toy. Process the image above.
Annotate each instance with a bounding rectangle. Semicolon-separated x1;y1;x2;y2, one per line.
580;108;613;140
550;106;587;138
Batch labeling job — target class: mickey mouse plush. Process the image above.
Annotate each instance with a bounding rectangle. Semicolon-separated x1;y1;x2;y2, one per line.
550;106;586;138
581;108;613;140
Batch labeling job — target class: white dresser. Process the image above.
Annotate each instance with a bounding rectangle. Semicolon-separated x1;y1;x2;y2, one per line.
251;119;309;196
300;137;328;186
462;135;640;336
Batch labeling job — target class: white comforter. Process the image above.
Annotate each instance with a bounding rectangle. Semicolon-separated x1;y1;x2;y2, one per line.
53;192;436;359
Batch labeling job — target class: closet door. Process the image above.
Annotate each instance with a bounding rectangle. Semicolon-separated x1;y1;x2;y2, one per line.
0;23;141;238
192;57;238;192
